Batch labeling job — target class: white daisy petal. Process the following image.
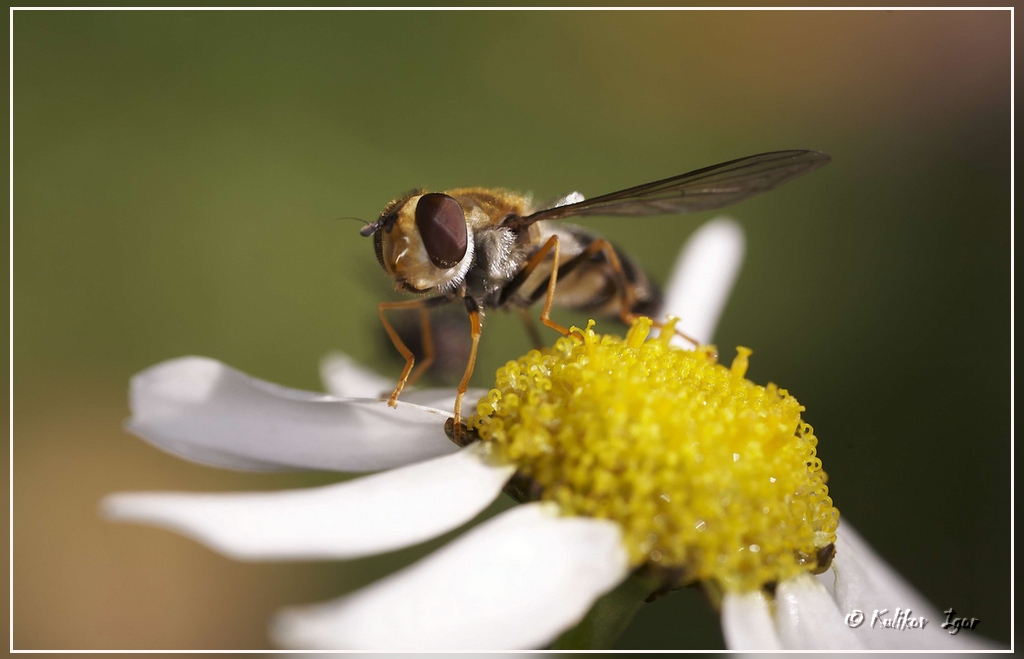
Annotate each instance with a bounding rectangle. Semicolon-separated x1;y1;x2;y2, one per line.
774;573;863;649
826;520;999;649
129;357;457;473
720;589;782;651
319;353;486;413
661;217;745;346
400;387;488;411
319;352;395;399
271;503;630;650
101;443;513;561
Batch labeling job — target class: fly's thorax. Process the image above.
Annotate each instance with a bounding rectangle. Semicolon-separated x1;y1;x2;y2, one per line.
444;187;534;225
464;228;523;301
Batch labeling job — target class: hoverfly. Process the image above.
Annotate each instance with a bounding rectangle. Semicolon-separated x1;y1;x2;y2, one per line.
360;150;830;432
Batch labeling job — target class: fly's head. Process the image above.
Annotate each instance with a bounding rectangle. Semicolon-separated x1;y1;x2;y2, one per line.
364;191;476;295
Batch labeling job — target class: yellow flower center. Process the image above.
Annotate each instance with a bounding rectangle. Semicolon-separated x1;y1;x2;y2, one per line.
468;317;839;592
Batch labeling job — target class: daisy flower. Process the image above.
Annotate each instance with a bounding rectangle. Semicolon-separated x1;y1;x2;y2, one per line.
102;219;995;650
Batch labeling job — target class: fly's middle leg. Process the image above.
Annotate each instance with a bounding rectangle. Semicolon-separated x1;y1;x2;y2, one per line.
404;305;434;388
498;234;573;337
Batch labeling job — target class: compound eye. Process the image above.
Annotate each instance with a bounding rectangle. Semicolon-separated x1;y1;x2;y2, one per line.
415;193;468;269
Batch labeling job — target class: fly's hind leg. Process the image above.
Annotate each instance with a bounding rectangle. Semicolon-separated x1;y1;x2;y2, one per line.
378;297;444;407
575;239;701;348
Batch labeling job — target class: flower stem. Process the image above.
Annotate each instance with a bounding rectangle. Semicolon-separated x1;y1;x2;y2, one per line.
549;568;663;650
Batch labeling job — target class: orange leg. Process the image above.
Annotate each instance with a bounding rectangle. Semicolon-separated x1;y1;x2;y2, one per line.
378;298;435;407
577;238;700;347
498;235;575;340
521;235;572;336
451;303;483;438
404;305;434;388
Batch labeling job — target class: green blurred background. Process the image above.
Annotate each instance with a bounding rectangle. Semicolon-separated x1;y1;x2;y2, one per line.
13;9;1010;649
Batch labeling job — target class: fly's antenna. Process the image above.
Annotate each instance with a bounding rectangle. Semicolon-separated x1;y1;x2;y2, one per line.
356;213;399;237
358;219;383;237
333;215;378;236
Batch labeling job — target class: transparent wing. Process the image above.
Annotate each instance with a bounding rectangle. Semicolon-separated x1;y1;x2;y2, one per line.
505;150;830;229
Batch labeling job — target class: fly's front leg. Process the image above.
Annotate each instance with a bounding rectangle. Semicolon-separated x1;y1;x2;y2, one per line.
452;297;483;439
378;297;445;407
